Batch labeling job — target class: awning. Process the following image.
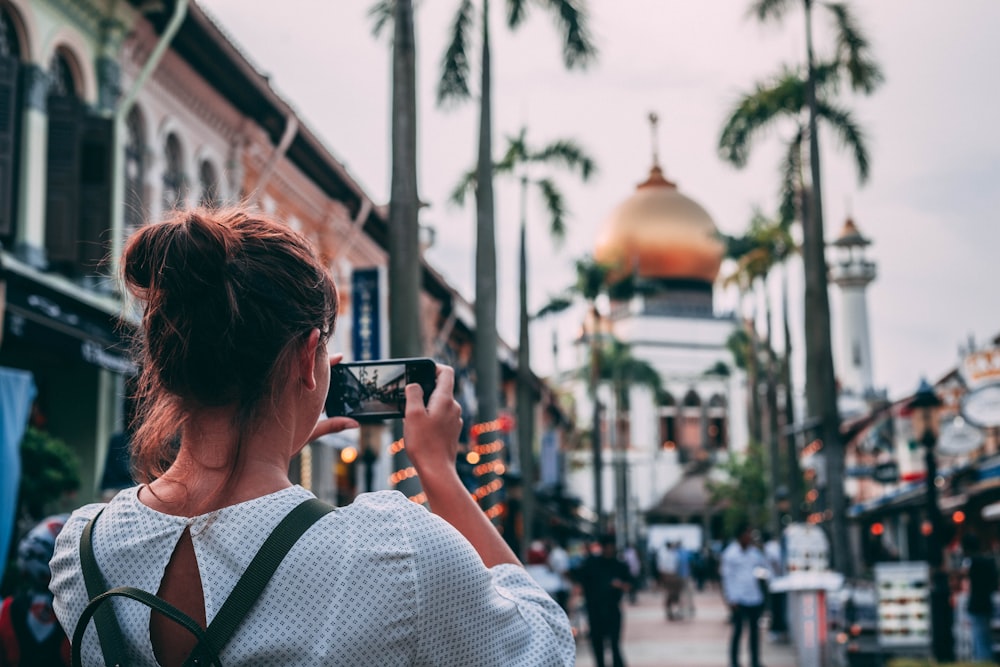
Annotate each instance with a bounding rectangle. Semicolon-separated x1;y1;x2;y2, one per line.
647;472;718;521
4;269;135;374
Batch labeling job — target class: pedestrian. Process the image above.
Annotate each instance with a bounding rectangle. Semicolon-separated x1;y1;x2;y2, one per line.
721;521;769;667
571;534;632;667
656;540;683;620
762;531;788;642
961;533;998;662
622;544;642;604
676;541;695;619
49;208;574;666
545;538;573;614
0;514;71;666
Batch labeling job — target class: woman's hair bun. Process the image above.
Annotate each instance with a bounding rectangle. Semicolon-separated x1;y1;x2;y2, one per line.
123;210;235;299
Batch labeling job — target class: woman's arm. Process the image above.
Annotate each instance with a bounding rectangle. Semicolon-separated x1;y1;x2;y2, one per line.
403;365;520;568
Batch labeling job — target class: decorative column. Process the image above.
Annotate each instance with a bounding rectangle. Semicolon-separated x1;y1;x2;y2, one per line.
14;64;49;268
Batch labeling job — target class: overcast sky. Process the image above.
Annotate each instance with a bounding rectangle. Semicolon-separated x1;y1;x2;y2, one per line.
200;0;1000;401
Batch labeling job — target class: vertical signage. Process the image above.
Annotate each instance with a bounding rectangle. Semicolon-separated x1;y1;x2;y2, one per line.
351;267;382;361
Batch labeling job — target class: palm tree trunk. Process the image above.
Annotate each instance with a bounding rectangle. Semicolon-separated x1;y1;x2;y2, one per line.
745;318;763;446
389;0;423;497
803;0;849;576
589;303;604;531
781;261;804;521
474;0;501;520
762;278;782;534
516;176;536;557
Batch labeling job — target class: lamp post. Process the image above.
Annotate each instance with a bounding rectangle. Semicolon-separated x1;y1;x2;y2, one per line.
907;378;954;662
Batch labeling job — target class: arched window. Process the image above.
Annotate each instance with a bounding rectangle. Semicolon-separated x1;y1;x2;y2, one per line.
658;391;677;451
199;159;219;207
680;389;703;457
45;49;83;268
162;133;186;210
124;107;146;233
0;6;19;58
48;52;75;98
708;394;727;449
0;6;21;239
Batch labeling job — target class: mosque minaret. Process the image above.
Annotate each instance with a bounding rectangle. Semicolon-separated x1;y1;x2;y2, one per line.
829;218;878;403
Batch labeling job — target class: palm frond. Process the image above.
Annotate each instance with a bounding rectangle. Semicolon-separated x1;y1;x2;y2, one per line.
506;0;530;28
529;139;596;180
368;0;394;37
825;2;884;94
535;177;567;242
575;257;610;301
534;295;574;319
747;0;795;23
437;0;475;105
718;67;806;168
448;168;478;206
539;0;598;69
778;124;805;226
815;100;870;184
495;128;529;174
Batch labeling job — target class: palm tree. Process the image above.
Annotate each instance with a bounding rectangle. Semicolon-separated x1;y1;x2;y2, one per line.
371;0;424;499
535;256;635;533
451;128;595;549
725;213;799;532
719;0;882;575
437;0;596;483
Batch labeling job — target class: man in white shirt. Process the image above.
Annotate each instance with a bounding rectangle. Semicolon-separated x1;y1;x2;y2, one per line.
721;522;769;667
656;541;683;620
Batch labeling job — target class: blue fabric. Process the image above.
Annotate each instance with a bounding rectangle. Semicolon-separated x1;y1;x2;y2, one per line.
970;611;993;661
0;367;36;577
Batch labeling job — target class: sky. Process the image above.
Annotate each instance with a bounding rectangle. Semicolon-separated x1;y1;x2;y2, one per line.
199;0;1000;401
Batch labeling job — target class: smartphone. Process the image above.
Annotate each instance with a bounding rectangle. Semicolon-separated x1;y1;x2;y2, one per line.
325;357;437;422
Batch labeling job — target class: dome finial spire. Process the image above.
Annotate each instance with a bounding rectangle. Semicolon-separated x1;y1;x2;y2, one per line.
648;111;660;168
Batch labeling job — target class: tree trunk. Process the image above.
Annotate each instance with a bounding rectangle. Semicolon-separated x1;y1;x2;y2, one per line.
745;317;763;446
516;176;535;557
589;303;604;531
803;0;849;576
474;0;502;521
762;278;782;535
389;0;423;498
781;261;804;521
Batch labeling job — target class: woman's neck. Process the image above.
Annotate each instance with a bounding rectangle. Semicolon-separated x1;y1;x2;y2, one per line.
140;408;298;516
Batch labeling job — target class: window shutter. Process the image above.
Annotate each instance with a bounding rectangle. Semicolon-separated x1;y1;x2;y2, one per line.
78;115;112;272
0;54;18;237
45;95;81;266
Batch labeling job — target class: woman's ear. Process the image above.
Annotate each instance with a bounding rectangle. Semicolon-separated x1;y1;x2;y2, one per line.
299;328;322;391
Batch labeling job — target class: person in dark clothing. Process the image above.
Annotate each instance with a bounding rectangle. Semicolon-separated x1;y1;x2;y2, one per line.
571;535;632;667
962;534;998;663
0;515;71;666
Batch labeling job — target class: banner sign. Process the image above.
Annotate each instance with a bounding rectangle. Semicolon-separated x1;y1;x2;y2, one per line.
961;346;1000;391
351;267;383;361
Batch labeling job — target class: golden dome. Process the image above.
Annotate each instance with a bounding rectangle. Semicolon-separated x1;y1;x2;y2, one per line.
594;164;725;283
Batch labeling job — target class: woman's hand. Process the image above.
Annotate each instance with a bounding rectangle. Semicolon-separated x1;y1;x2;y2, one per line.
403;364;463;476
308;415;359;442
307;354;359;441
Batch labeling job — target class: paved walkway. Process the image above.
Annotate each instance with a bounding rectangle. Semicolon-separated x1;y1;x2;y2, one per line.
573;586;799;666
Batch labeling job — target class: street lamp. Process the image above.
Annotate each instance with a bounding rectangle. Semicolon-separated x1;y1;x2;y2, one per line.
907;378;954;662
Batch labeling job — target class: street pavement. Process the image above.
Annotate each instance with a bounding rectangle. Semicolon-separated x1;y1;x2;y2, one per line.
573;586;799;667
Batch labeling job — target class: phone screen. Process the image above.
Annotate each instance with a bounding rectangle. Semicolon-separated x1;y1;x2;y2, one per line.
325;358;436;421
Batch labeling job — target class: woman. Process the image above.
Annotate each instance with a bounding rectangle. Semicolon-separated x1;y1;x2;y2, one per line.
50;208;573;666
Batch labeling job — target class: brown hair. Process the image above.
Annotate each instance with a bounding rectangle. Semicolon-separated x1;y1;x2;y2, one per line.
122;207;338;483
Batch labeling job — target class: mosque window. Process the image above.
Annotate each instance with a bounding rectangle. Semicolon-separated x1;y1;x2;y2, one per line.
124;106;146;233
162;133;186;210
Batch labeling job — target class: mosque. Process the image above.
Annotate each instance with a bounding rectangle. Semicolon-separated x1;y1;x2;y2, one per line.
560;117;749;545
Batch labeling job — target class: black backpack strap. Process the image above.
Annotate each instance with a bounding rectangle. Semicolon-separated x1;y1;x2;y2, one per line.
79;509;128;667
76;497;334;667
187;498;334;665
72;587;220;667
